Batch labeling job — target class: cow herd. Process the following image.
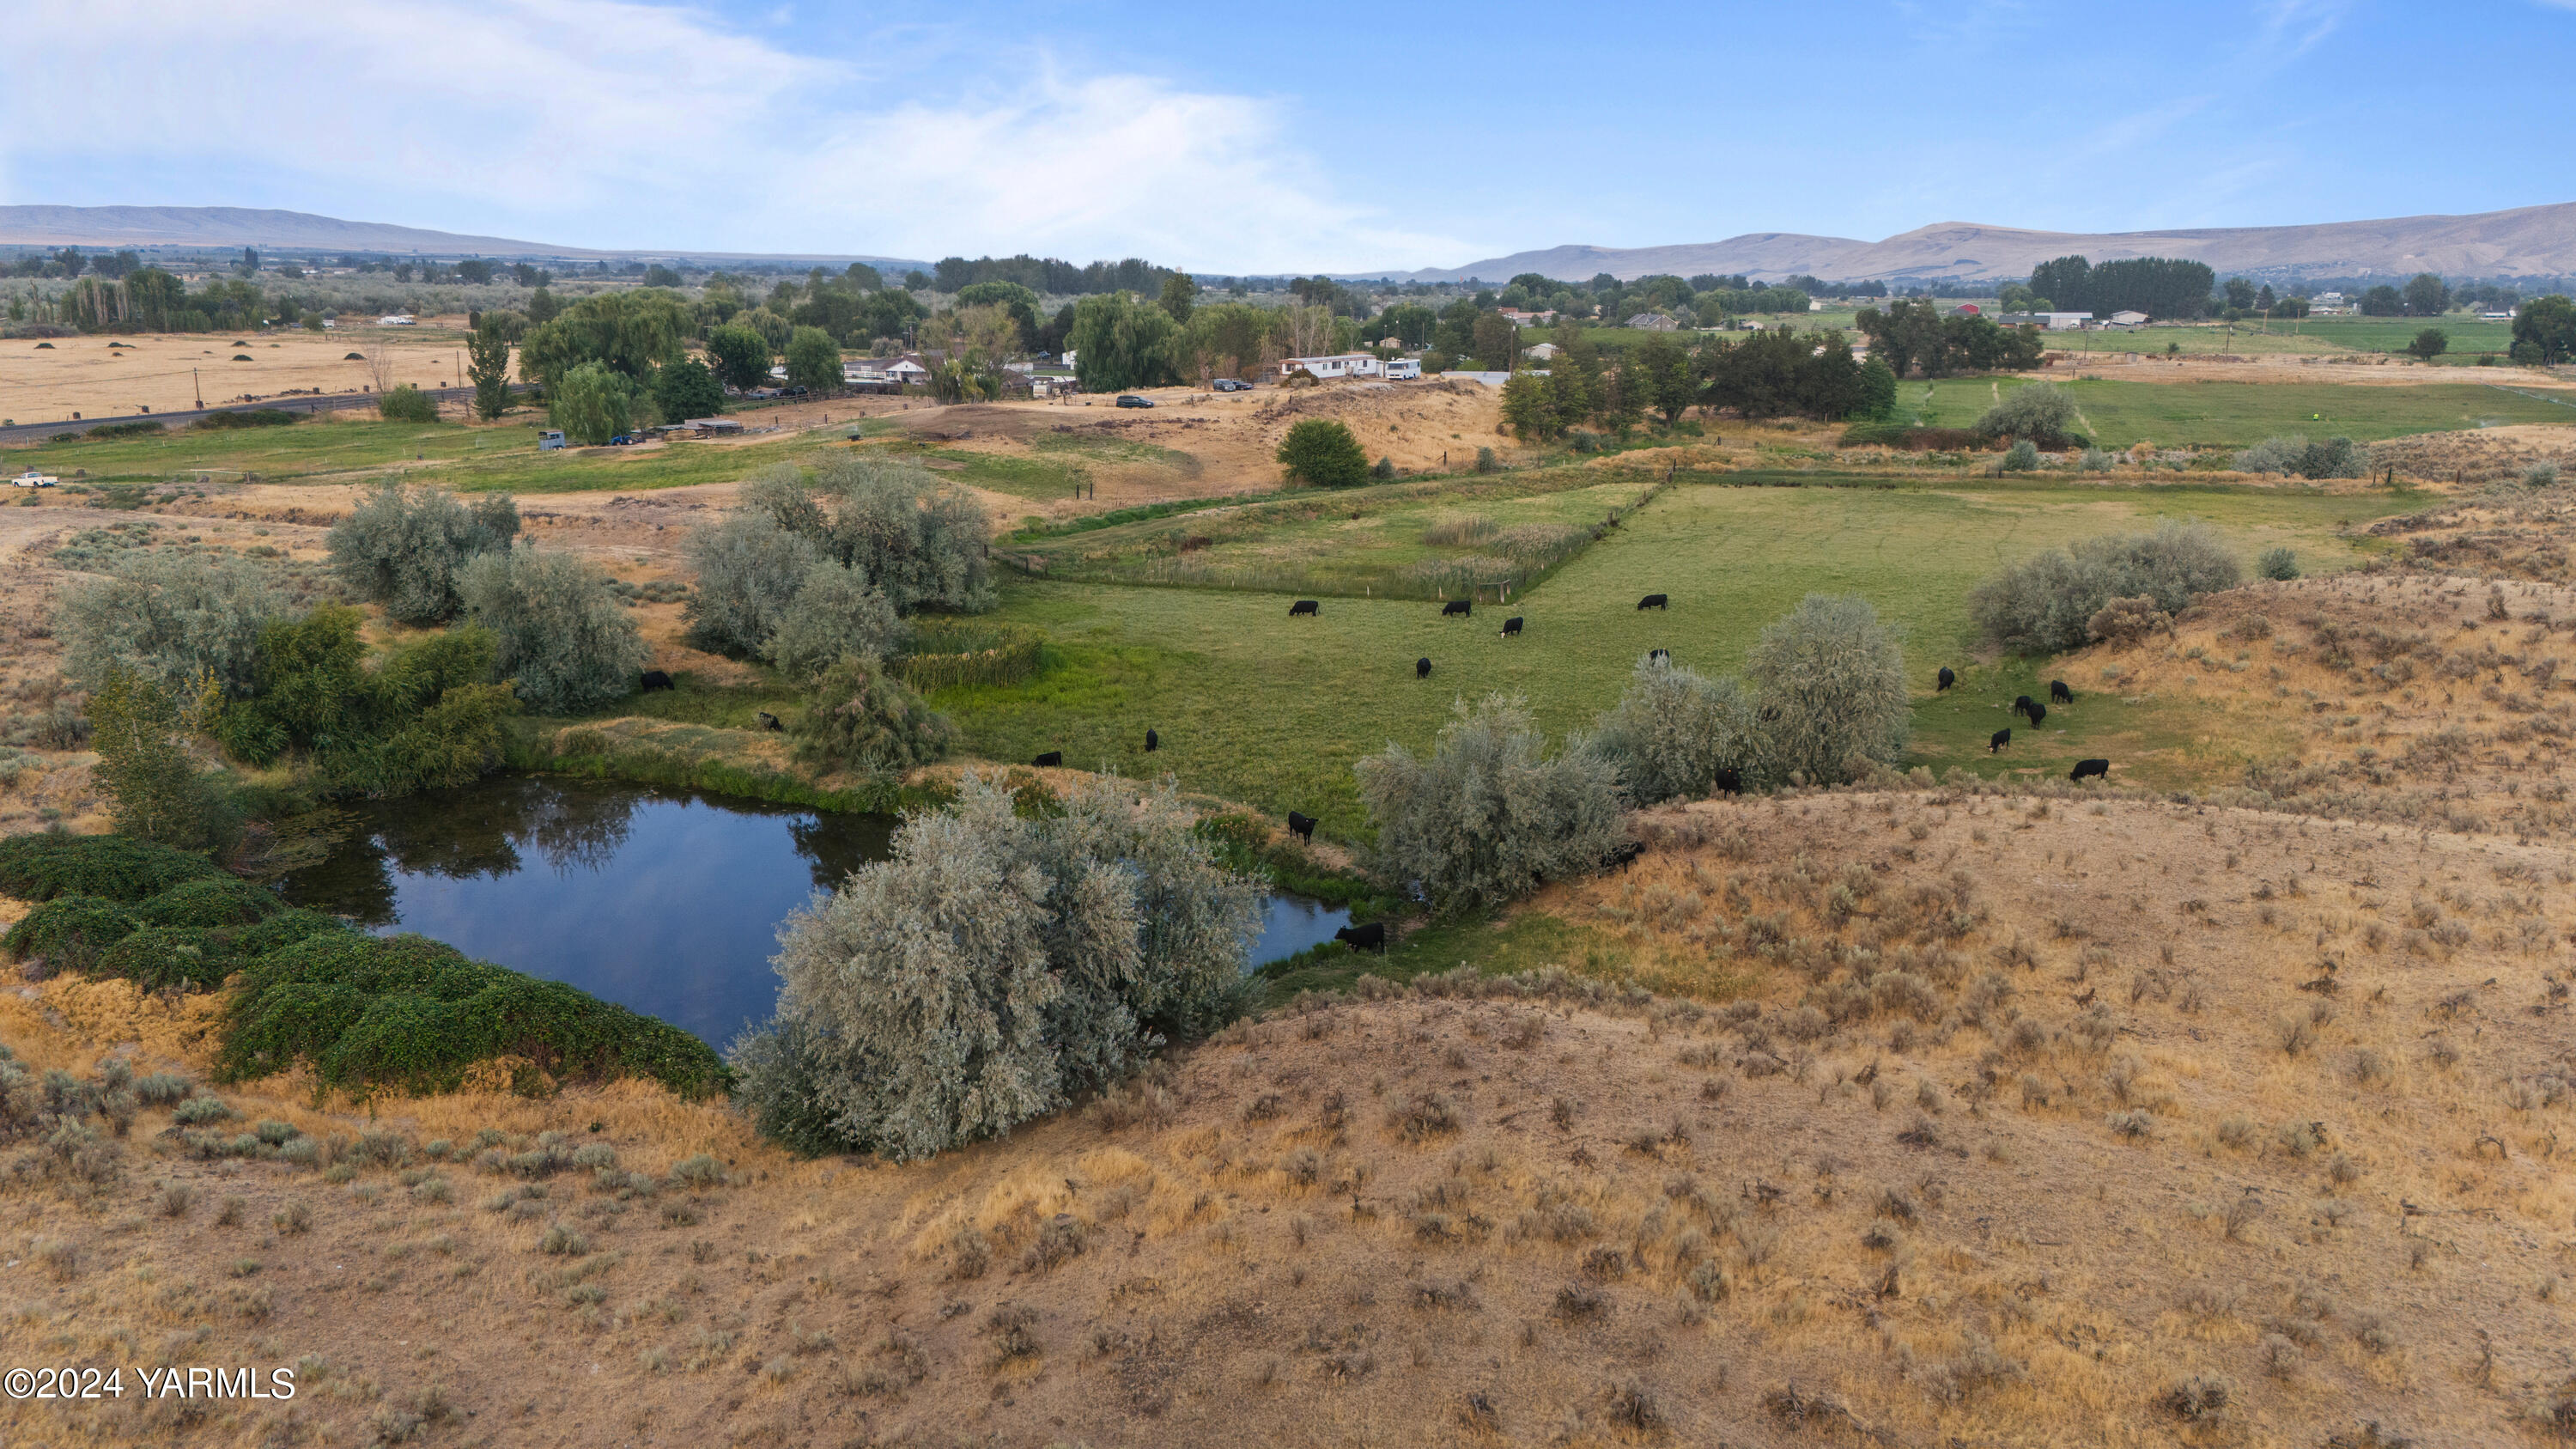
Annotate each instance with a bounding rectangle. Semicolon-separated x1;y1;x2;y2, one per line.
1958;668;2111;782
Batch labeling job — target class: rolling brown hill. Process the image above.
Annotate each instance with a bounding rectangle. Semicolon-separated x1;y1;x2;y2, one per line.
1404;200;2576;284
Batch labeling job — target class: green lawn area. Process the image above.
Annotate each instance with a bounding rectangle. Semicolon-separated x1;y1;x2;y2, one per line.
1900;376;2576;448
0;416;831;494
932;478;2415;837
2058;314;2520;360
1011;467;1652;599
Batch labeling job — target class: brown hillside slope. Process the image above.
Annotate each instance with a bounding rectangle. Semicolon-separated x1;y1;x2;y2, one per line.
4;782;2573;1447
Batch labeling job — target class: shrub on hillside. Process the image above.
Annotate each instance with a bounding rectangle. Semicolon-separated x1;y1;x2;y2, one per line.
732;773;1261;1160
1581;655;1762;805
2000;439;2040;472
57;550;287;697
88;672;234;851
1973;384;2081;448
809;455;994;614
1276;418;1370;488
2086;594;2172;645
0;834;220;903
3;895;141;974
459;543;648;715
2234;435;2364;479
1968;522;2241;653
2257;546;2300;581
789;657;954;774
220;930;727;1098
1745;594;1910;786
1357;693;1625;917
214;608;515;797
762;562;904;682
377;385;439;423
328;478;520;625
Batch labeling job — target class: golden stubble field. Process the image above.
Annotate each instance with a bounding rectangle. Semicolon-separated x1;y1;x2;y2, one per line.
0;326;473;423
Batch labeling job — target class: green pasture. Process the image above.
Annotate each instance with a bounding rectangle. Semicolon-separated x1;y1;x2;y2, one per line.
0;416;832;495
1899;376;2576;448
932;478;2411;837
1009;468;1653;598
2057;314;2520;360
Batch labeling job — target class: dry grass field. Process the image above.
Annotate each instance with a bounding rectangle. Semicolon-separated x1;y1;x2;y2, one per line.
3;774;2573;1447
0;326;477;423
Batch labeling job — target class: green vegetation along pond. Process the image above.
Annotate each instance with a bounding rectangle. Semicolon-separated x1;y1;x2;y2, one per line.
276;776;1345;1047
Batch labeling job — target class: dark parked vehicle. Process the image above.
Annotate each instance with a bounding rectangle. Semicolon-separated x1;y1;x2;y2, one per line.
607;434;637;446
781;386;810;398
1115;394;1155;408
1212;378;1250;393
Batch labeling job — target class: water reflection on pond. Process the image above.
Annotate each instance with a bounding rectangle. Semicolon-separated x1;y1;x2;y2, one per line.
277;776;1346;1048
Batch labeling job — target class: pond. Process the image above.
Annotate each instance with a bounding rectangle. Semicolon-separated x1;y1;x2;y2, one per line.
276;776;1346;1047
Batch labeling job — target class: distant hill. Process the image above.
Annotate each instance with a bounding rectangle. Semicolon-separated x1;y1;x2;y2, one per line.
0;205;932;271
1392;201;2576;284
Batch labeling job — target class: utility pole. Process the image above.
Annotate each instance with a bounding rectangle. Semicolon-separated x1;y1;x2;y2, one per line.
192;368;202;411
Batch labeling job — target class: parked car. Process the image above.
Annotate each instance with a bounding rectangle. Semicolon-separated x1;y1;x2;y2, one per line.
781;386;810;398
12;470;58;488
747;387;781;399
1212;378;1250;393
1115;394;1155;408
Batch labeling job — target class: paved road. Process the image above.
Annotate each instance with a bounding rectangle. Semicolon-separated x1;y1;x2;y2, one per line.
0;385;492;447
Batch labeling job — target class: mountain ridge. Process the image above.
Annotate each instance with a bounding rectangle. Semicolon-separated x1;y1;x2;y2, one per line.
1382;200;2576;284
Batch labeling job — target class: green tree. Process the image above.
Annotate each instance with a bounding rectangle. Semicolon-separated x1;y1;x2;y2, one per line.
88;672;229;851
1745;594;1909;786
1275;418;1370;486
1580;655;1760;804
652;358;725;421
2359;285;2405;317
788;656;953;775
2511;295;2576;363
2403;272;2451;317
1854;298;1949;378
517;289;687;390
1972;382;2081;447
2405;327;2449;362
526;287;561;325
1470;311;1517;370
2223;277;2257;311
762;562;903;682
549;362;632;445
466;326;513;420
1499;373;1558;440
1855;356;1899;420
783;326;842;392
1158;271;1197;323
705;326;773;391
1066;292;1180;391
1625;331;1698;425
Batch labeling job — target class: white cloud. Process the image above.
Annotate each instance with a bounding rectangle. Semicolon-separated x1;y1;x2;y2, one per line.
2;0;1466;271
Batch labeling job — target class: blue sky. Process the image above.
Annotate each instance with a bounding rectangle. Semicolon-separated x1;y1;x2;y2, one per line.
7;0;2573;272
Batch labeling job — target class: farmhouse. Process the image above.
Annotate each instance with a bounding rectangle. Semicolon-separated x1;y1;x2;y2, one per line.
1278;353;1383;380
1498;308;1556;327
1949;303;1981;317
1524;342;1561;361
1625;313;1680;331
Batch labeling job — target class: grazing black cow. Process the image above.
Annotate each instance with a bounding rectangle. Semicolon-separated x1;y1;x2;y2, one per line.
1990;728;2012;753
1286;811;1317;841
2011;695;2035;721
1441;599;1472;617
1416;657;1432;679
1501;616;1524;636
1714;766;1743;795
1649;648;1670;666
1289;600;1320;616
1334;922;1387;953
1936;667;1956;692
2070;758;2111;782
1145;728;1158;752
1637;594;1668;611
2050;679;2074;705
756;710;784;732
1032;751;1064;767
640;669;675;692
1603;841;1644;872
2026;702;2047;731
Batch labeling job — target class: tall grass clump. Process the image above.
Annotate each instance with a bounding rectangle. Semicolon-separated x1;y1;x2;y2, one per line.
731;773;1261;1160
1580;655;1761;805
56;551;288;697
1357;693;1625;917
1968;522;2242;653
327;479;520;625
459;543;649;715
